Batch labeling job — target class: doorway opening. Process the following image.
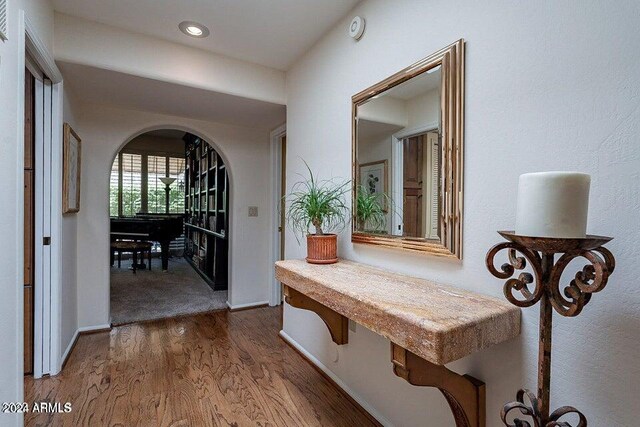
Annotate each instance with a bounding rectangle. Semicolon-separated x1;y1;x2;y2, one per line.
389;124;440;239
270;125;286;306
108;129;229;325
397;129;440;239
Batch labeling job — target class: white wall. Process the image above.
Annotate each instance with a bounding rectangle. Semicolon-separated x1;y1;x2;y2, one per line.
406;89;439;130
60;85;79;362
358;128;393;234
0;1;55;425
359;130;392;166
284;0;640;426
72;103;273;328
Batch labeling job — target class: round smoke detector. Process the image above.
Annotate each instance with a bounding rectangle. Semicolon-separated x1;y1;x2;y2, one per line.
349;16;365;40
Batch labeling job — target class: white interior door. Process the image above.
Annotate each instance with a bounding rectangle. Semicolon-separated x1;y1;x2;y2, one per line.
32;72;53;378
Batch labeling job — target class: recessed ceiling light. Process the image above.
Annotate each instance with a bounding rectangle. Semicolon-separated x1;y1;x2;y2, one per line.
179;21;210;38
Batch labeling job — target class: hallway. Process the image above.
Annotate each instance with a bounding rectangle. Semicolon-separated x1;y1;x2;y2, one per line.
24;307;377;427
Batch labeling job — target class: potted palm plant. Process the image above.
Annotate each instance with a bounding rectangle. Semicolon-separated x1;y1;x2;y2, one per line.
355;185;391;234
285;162;350;264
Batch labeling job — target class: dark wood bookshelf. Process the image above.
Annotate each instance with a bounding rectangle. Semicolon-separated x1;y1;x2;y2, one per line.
183;134;229;291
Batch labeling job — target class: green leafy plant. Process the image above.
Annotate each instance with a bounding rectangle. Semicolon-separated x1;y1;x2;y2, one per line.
285;161;351;240
355;185;391;233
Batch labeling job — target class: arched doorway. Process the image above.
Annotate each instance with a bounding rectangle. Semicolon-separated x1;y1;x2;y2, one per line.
108;129;230;325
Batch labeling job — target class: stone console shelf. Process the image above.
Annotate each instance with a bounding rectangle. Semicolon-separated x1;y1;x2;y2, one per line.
275;259;521;427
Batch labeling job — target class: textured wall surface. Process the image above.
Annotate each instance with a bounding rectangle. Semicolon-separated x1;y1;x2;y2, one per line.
284;1;640;425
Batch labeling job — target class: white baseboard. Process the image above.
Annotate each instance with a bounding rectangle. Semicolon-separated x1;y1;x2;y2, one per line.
58;323;111;373
78;323;111;333
278;330;391;427
58;323;111;374
58;329;80;373
226;300;270;310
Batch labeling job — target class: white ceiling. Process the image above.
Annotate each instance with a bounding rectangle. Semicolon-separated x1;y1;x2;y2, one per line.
59;62;286;129
358;119;403;141
52;0;359;70
386;67;441;100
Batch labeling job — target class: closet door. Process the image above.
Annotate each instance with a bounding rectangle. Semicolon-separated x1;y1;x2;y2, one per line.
24;69;35;374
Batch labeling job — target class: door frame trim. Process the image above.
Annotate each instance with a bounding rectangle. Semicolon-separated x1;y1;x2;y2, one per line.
17;11;64;379
269;124;286;307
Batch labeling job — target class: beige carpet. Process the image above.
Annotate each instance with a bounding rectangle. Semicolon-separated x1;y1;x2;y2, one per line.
110;257;227;325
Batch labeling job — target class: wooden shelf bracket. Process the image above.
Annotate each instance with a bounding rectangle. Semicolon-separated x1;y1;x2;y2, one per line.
391;343;485;427
283;285;349;345
282;285;485;426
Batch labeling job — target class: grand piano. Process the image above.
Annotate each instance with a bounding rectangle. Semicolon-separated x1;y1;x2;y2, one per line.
110;213;184;270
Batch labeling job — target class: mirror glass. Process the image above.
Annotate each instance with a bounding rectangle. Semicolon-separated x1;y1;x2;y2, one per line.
355;66;441;240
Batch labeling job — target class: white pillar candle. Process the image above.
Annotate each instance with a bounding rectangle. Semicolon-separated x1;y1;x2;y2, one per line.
515;172;591;238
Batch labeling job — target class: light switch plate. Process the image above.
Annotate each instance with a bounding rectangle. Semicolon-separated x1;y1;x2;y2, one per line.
248;206;258;217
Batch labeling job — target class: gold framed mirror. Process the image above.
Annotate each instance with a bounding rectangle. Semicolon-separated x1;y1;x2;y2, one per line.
351;39;464;259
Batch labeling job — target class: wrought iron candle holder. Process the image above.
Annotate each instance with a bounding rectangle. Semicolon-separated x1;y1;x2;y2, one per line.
486;231;615;427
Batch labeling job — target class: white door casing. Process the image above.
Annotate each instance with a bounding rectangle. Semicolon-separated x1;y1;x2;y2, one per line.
270;124;286;306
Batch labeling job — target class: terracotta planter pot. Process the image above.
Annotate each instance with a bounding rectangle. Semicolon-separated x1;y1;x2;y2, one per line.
306;234;338;264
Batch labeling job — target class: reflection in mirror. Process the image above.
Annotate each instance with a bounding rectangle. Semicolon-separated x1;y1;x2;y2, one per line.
356;65;441;240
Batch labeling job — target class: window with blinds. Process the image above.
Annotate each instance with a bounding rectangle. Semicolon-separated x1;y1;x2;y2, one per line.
109;152;186;217
121;153;143;217
168;157;186;214
147;155;166;214
109;156;120;216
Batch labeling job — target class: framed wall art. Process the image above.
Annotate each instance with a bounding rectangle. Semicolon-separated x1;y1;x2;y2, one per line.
63;123;81;214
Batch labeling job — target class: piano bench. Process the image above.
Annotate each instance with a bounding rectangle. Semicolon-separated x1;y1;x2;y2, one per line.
111;241;153;274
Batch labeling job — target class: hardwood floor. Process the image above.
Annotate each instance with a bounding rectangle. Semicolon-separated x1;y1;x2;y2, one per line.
25;307;377;427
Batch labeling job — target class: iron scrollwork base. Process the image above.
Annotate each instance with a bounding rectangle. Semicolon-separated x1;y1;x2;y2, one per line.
501;389;586;427
486;231;615;427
